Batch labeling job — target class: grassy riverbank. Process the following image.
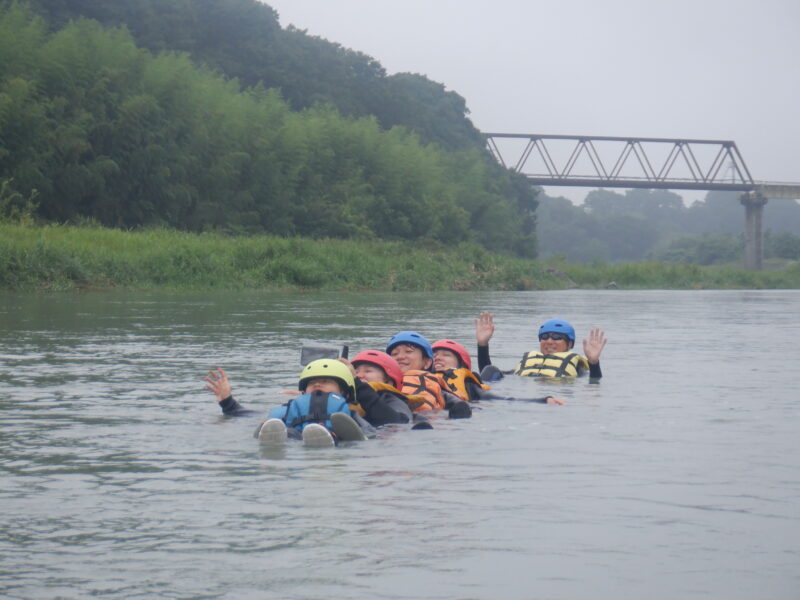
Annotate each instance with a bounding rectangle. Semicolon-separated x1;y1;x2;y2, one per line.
2;223;799;292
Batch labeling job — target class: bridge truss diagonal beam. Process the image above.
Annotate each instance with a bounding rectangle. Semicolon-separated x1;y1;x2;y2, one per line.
484;133;757;192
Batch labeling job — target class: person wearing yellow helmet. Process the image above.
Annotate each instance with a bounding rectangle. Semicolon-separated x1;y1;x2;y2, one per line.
205;358;369;446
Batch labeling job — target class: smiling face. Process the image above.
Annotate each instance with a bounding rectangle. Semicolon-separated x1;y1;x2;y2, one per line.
433;348;461;371
303;377;343;395
538;332;572;354
389;343;431;372
354;362;390;385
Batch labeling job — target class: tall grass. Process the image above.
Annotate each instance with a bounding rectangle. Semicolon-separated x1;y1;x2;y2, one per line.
1;223;799;292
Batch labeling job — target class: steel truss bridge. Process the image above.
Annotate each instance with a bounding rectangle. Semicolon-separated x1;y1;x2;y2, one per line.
484;133;800;269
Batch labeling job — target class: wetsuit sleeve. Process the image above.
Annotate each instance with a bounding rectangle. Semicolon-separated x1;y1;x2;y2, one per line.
354;380;381;413
588;361;602;379
219;395;257;416
476;388;552;403
477;344;492;372
355;380;412;426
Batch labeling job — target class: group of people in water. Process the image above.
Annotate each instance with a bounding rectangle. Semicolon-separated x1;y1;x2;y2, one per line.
205;313;608;447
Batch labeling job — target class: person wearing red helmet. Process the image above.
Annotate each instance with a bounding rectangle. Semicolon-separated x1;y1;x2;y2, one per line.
432;339;490;402
347;350;417;427
432;334;566;405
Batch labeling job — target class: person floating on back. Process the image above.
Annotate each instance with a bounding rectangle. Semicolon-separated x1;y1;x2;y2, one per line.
475;312;607;381
386;330;472;419
432;338;491;401
347;350;429;428
205;359;368;447
434;335;566;405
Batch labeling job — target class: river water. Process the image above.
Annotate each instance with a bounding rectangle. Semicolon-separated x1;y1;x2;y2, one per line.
0;289;798;600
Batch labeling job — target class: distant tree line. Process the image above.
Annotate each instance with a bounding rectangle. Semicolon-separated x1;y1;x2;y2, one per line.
0;3;538;255
537;188;800;264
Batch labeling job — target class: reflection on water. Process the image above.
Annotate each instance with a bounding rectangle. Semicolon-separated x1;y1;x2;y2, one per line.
1;290;798;599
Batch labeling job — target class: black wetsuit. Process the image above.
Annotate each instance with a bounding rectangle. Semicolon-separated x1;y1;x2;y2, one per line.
353;380;414;426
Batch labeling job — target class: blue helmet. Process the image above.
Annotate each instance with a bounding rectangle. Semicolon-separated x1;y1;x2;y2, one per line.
539;318;575;342
386;331;434;359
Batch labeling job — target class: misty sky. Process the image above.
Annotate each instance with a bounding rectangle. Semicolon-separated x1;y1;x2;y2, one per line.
265;0;800;204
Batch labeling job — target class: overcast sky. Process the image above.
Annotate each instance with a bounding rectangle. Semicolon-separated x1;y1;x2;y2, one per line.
265;0;800;204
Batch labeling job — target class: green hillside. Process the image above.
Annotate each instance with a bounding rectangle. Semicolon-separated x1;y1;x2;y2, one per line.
1;1;538;255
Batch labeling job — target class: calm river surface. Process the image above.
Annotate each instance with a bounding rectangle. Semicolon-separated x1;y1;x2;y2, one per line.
1;289;798;599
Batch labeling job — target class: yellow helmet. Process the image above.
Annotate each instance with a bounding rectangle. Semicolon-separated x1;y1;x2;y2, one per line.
298;359;356;402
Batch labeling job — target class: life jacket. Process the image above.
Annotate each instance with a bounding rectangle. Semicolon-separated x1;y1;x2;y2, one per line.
267;390;350;432
514;351;590;378
436;368;489;402
399;370;445;412
349;381;404;417
367;381;403;394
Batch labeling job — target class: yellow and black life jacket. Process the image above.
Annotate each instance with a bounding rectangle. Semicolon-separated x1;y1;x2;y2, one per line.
514;351;590;378
350;381;407;417
399;370;445;412
436;368;489;402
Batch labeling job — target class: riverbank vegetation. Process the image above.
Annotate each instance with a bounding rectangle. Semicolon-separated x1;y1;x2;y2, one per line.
0;2;537;257
2;223;798;292
3;1;797;286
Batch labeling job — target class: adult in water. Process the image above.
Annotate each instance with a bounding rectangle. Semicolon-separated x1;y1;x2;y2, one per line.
386;330;473;418
475;312;607;379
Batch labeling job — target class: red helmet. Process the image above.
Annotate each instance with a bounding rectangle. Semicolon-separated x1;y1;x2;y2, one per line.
351;350;403;389
432;339;471;370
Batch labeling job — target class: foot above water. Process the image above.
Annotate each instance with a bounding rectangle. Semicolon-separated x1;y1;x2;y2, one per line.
330;412;367;442
302;423;335;447
258;418;287;446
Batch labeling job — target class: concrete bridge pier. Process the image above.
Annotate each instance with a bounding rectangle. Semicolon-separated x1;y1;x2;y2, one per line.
740;192;768;270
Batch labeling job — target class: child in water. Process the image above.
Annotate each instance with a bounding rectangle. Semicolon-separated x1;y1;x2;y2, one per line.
206;358;369;447
432;336;566;405
350;350;432;429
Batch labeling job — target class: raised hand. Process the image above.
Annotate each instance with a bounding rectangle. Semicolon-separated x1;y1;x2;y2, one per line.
205;367;232;403
582;329;607;364
475;312;496;346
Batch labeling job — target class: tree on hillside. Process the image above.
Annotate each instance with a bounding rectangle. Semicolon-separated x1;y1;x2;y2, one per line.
0;3;539;256
24;0;486;153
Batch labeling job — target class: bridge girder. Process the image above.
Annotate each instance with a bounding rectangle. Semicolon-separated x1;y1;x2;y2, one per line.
484;133;757;192
484;132;800;270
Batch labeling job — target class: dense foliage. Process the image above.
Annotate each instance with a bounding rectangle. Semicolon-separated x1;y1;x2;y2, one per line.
26;0;486;152
537;188;800;264
0;3;538;255
4;222;798;293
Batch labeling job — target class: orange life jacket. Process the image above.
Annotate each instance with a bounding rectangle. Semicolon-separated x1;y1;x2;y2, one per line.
399;370;445;412
436;368;490;402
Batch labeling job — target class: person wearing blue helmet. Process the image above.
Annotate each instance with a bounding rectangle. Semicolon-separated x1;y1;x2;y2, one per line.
475;313;606;379
386;331;472;418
